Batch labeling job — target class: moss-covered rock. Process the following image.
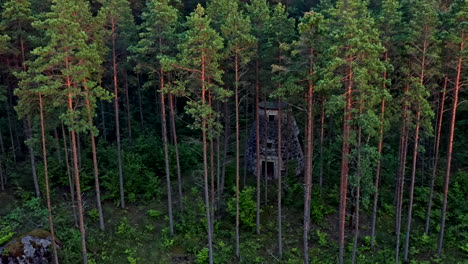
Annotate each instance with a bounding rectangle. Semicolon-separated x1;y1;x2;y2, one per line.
0;229;56;264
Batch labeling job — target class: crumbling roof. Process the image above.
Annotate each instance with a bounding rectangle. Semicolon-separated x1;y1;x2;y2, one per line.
258;101;289;110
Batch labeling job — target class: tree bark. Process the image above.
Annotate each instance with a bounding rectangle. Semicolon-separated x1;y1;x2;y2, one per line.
338;54;353;264
26;117;40;198
53;129;62;162
425;77;447;234
255;59;261;235
169;93;183;209
66;56;88;264
437;31;464;256
235;51;241;259
277;98;283;259
124;72;132;139
370;98;385;247
201;51;214;264
160;69;174;236
351;108;362;264
371;48;388;247
38;94;60;264
83;81;105;231
303;47;314;264
62;123;78;227
112;17;125;209
319;96;325;188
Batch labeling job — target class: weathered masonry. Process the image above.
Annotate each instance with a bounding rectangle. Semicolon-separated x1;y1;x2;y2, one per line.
245;101;304;179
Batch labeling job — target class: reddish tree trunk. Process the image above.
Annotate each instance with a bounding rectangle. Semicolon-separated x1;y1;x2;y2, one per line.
303;47;314;264
83;81;105;231
38;94;60;264
112;17;125;209
437;31;465;256
425;77;447;234
338;54;353;264
65;56;88;264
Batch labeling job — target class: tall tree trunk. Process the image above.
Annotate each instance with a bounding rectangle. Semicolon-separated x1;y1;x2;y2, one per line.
38;94;60;264
263;97;268;206
6;102;16;163
220;97;230;206
26;118;40;198
112;18;125;209
395;98;409;264
137;73;144;128
160;69;174;236
100;102;107;141
338;55;353;264
319;96;325;188
83;81;105;231
66;56;88;264
53;129;62;162
124;73;132;139
255;59;261;235
437;32;464;256
351;109;362;264
404;33;428;261
62;123;78;227
277;99;283;259
209;90;215;223
0;159;3;191
304;47;314;264
370;98;385;247
425;77;447;234
371;48;388;247
201;51;214;264
235;51;241;259
169;93;183;209
403;110;421;262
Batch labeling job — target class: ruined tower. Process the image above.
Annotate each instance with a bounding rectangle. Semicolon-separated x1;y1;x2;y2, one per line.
245;101;304;179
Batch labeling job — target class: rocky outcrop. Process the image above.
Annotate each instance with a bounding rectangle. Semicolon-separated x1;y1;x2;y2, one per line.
0;229;56;264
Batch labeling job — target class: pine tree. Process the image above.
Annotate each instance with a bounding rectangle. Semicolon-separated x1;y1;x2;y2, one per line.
98;0;136;209
437;0;466;256
130;0;180;235
162;5;228;263
321;1;385;262
16;0;108;262
219;0;256;257
399;1;439;261
370;0;401;247
266;3;296;258
245;0;271;235
295;10;323;263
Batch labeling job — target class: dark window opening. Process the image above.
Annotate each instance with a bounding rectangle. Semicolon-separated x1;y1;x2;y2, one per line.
267;142;273;149
269;114;275;122
262;161;275;179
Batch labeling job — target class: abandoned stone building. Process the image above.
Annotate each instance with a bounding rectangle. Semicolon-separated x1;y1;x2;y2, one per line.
245;101;304;179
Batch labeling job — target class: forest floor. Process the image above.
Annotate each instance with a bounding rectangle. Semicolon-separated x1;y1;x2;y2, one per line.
1;179;467;263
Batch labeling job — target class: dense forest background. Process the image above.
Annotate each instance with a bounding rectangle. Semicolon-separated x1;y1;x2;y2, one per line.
0;0;466;263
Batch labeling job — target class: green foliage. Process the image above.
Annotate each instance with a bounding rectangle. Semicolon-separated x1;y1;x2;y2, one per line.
227;186;257;230
0;223;15;245
316;229;329;246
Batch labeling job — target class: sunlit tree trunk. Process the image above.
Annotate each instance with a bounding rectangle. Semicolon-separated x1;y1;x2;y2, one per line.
437;31;465;256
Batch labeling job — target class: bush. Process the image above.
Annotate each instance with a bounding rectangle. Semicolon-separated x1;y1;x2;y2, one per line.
227;186;257;230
